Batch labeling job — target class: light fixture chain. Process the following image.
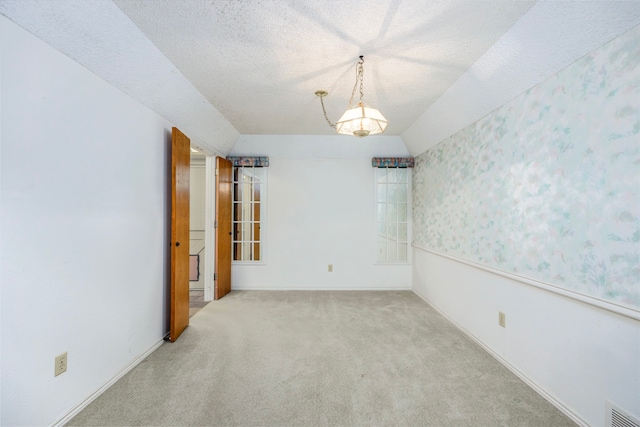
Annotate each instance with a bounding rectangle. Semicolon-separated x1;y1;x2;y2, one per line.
347;56;364;107
348;66;358;107
358;59;364;101
319;93;336;128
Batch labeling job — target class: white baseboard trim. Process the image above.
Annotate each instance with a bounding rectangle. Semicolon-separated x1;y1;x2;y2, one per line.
51;338;165;427
411;287;588;427
231;287;412;291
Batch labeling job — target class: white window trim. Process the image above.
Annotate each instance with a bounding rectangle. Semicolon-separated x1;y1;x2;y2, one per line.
232;166;267;265
373;167;412;265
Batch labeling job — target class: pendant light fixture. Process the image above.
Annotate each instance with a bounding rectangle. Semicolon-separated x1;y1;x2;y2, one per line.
315;56;388;138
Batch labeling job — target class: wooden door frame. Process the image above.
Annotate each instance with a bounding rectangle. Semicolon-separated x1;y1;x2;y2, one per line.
203;154;216;302
176;150;218;303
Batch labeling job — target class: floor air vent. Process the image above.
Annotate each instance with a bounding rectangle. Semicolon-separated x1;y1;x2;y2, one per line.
607;401;640;427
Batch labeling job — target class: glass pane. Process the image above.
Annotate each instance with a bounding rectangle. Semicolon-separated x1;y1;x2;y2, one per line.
232;222;241;241
398;184;407;203
233;241;241;261
388;184;397;203
377;184;386;203
388;223;397;240
387;241;398;262
248;221;254;241
398;203;407;221
254;220;260;241
253;243;260;261
252;202;260;224
233;202;241;219
377;203;386;222
377;168;387;183
254;183;261;202
398;243;408;262
377;222;386;237
396;168;407;183
398;223;407;242
387;168;397;183
388;204;397;222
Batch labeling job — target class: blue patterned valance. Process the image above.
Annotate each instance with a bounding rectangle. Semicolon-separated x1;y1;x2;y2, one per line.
226;156;269;167
372;157;414;168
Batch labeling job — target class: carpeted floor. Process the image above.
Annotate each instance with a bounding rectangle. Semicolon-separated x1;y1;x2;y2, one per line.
68;291;575;426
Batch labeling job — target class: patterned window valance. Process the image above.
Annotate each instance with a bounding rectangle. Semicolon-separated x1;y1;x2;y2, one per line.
372;157;414;168
226;156;269;167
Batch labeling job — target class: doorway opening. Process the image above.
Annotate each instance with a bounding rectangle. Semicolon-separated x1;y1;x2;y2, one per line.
189;146;216;313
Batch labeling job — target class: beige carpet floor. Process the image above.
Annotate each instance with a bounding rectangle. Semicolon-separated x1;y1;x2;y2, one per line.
68;291;575;426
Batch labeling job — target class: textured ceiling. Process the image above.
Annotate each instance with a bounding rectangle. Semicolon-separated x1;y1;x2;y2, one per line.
112;0;535;136
2;1;640;156
0;0;240;155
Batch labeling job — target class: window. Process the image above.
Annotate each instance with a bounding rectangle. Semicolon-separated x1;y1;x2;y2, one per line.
232;166;266;262
375;167;410;263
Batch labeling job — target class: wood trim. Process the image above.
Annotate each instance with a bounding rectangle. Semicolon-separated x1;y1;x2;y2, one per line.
215;157;232;299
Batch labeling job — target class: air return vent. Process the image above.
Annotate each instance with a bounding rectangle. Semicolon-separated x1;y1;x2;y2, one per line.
607;401;640;427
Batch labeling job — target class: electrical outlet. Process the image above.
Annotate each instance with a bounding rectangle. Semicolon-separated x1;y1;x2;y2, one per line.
498;312;506;328
328;264;333;272
55;352;67;377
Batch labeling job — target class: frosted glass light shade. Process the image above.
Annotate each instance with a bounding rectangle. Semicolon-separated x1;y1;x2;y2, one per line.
335;102;388;137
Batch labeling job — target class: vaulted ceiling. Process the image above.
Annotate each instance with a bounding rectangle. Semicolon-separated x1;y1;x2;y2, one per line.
1;1;639;156
112;0;534;137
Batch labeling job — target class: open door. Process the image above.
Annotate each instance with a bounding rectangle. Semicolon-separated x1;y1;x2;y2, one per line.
170;127;190;342
215;157;232;299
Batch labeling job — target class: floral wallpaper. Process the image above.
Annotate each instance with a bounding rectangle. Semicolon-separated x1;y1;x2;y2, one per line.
413;26;640;310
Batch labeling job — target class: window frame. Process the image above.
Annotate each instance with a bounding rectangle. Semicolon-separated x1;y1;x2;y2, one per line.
373;166;412;265
231;165;267;265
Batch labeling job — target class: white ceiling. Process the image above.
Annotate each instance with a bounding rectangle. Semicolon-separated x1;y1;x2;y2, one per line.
1;1;640;156
112;0;535;137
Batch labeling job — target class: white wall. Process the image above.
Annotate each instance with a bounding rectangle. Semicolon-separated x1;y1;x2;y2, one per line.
0;0;240;156
229;135;412;290
413;249;640;427
1;16;171;426
410;26;640;427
